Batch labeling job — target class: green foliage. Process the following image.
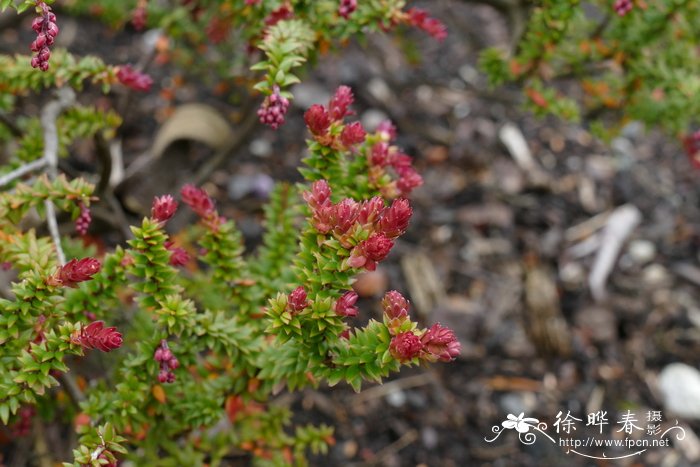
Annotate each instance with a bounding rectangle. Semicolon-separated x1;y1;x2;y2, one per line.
480;0;700;136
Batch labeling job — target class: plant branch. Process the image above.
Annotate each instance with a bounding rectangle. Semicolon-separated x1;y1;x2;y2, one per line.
41;88;76;266
0;158;48;188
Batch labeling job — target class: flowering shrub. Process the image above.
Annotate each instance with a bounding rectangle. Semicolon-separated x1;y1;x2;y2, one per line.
0;1;456;464
479;0;700;146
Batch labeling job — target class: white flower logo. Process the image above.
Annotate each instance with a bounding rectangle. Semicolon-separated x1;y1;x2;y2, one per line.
502;413;540;433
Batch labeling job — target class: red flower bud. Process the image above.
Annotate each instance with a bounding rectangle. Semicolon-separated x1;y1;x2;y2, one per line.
168;247;190;267
288;286;308;312
363;233;394;262
75;203;91;236
328;86;354;121
357;196;385;226
72;321;122;352
335;291;359;317
333;198;359;234
377;120;397;141
57;258;101;287
390;331;423;362
338;0;357;19
370;142;390;167
396;166;423;196
614;0;633;16
381;290;409;320
303;180;332;210
151;195;178;223
304;104;331;136
340;121;366;147
378;198;412;238
181;184;215;218
420;323;461;362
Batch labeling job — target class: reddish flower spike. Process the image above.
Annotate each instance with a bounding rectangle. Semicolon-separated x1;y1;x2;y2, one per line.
340;122;366;147
335;291;359;317
117;65;153;92
288;286;308;312
382;290;409;320
420;323;461;362
151;194;178;223
378;198;412;238
73;321;122;352
304;104;331;136
56;258;101;287
30;2;58;72
328;86;354;121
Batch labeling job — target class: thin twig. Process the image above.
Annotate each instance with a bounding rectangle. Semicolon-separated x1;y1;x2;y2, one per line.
58;372;86;406
41;88;76;266
0;158;48;188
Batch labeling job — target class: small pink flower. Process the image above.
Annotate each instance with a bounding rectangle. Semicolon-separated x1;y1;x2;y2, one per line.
151;195;178;223
264;4;293;27
335;291;359;317
340;122;366;147
382;290;409;320
288;286;308;312
338;0;357;19
614;0;633;16
131;1;147;30
181;184;215;218
56;258;101;287
329;86;354;121
304;104;331;136
420;323;460;362
257;85;289;129
117;65;153;92
154;340;178;383
72;321;122;352
390;331;423;362
75;203;91;236
30;2;58;72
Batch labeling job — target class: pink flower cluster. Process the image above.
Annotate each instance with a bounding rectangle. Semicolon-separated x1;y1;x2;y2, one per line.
11;406;35;437
75;203;91;236
258;85;290;129
154;339;179;383
338;0;357;19
381;291;460;363
303;180;412;271
406;8;447;42
117;65;153;92
614;0;633;16
304;86;367;148
71;321;123;352
30;2;59;71
335;291;359;317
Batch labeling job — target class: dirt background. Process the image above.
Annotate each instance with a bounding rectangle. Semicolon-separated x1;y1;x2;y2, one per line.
3;1;700;466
